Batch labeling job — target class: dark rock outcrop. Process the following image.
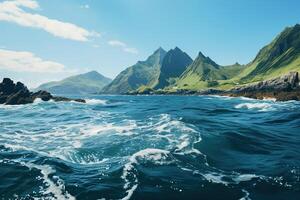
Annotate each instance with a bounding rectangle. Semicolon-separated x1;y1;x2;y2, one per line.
231;72;299;93
0;78;86;105
220;72;300;101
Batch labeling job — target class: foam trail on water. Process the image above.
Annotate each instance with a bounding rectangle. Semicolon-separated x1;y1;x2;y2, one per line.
239;189;251;200
121;148;175;200
22;162;75;200
85;99;107;105
235;102;273;111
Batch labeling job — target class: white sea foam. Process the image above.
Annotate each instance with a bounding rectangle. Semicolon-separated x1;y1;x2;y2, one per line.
80;121;137;137
23;162;75;200
85;99;107;105
201;171;261;186
263;97;277;102
235;102;273;111
239;189;251;200
33;98;43;104
121;148;175;200
239;97;256;101
202;173;228;185
129;148;174;165
67;154;109;165
233;174;259;183
207;95;234;100
154;114;197;134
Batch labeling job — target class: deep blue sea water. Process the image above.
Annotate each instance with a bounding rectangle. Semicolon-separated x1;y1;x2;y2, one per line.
0;95;300;200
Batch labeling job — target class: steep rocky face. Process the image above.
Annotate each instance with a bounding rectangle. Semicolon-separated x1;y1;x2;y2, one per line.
232;71;299;93
0;78;85;105
154;47;192;89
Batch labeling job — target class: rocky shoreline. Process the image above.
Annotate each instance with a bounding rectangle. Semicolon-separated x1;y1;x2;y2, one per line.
0;78;85;105
129;72;300;101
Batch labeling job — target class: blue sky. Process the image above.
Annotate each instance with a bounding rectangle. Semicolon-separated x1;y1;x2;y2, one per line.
1;0;300;87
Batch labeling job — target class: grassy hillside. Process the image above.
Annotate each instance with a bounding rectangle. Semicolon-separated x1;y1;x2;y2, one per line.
175;52;244;90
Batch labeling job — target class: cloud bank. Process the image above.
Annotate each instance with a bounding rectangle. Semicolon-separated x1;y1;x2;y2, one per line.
0;0;99;41
0;48;71;73
108;40;138;54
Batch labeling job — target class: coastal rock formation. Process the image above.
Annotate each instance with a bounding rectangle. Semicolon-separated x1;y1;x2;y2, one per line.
0;78;85;105
226;72;300;101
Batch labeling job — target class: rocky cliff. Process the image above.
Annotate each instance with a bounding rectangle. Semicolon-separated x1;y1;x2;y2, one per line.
0;78;85;105
225;72;300;101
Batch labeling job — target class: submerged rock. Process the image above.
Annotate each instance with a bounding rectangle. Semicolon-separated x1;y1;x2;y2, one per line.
0;78;86;105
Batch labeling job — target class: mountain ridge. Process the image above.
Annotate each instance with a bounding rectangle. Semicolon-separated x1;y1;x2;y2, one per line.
36;71;111;95
105;23;300;94
153;47;193;89
101;47;167;94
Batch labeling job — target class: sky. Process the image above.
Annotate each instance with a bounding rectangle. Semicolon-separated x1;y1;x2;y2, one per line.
1;0;300;88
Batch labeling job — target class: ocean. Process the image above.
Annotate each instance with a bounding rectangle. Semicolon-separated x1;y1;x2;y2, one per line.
0;95;299;200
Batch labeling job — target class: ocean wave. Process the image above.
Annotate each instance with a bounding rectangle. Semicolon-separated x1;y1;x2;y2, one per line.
239;189;251;200
235;102;273;111
148;114;202;156
33;98;43;104
80;120;137;137
151;114;197;134
201;171;261;186
85;99;107;105
121;148;176;200
21;162;75;200
206;95;234;100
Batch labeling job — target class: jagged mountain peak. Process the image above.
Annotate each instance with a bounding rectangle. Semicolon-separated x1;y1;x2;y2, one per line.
197;51;206;59
153;47;193;89
154;47;166;53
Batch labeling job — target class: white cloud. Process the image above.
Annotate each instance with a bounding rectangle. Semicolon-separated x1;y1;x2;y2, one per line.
80;4;90;9
108;40;126;47
124;47;138;54
108;40;138;54
0;0;100;41
0;48;73;73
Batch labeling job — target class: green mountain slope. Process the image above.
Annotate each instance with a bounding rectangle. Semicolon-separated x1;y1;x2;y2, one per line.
153;47;192;89
234;24;300;84
175;52;244;90
101;48;166;94
36;71;111;94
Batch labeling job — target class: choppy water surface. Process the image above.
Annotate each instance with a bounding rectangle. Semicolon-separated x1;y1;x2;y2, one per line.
0;95;300;200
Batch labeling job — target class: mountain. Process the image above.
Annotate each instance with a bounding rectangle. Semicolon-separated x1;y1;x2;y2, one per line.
36;71;111;94
174;24;300;91
236;24;300;83
176;52;244;89
113;24;300;94
101;47;167;94
153;47;192;89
